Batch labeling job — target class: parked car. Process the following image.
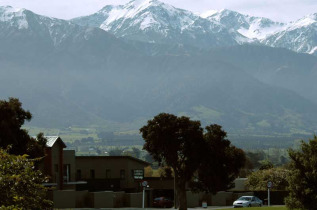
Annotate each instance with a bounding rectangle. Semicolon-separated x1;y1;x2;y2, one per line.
233;196;263;208
153;197;174;208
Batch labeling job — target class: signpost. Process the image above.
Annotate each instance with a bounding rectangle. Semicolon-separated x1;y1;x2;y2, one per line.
267;181;273;206
142;181;148;208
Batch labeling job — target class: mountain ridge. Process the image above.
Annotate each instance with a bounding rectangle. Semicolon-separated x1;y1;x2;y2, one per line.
71;0;316;55
0;4;317;135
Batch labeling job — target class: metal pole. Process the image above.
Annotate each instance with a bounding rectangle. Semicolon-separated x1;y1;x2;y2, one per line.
174;174;176;209
142;186;145;208
268;188;270;206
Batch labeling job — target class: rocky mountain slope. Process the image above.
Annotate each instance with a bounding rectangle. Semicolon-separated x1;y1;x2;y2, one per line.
203;9;285;40
261;13;317;55
0;5;317;135
72;0;244;48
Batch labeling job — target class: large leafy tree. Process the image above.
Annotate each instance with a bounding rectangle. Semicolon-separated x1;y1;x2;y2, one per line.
140;113;245;210
0;98;46;158
285;136;317;210
192;125;246;193
0;148;52;209
141;113;204;210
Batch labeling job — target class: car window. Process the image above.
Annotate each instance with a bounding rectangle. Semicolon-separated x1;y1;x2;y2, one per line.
239;197;251;201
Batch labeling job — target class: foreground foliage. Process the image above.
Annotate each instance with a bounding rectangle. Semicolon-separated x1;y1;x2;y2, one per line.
285;136;317;210
246;167;289;191
0;149;52;209
140;113;245;210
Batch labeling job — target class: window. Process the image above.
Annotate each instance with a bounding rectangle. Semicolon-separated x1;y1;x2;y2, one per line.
76;169;81;180
90;169;95;179
120;169;125;179
106;169;111;179
63;164;71;182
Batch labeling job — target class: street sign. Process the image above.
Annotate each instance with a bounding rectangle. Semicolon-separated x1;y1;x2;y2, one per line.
142;181;148;187
267;181;273;188
133;169;144;180
267;181;273;207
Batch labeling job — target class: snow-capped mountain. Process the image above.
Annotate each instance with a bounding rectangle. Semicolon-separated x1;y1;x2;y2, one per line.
203;9;285;40
0;6;29;29
72;0;316;56
72;0;244;48
0;5;117;49
261;13;317;55
1;1;316;56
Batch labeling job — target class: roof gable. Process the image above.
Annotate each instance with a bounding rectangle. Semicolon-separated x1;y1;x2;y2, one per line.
45;136;66;148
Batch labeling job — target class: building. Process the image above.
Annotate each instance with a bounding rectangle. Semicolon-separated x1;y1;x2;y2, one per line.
75;156;150;192
40;136;66;189
41;136;149;192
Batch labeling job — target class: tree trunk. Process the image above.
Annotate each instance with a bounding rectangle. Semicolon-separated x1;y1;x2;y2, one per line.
176;173;187;210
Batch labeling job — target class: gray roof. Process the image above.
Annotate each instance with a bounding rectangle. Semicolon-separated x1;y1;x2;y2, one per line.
45;136;60;147
38;136;66;148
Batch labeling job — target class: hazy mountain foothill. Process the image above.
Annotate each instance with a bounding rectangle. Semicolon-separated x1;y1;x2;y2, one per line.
0;0;317;141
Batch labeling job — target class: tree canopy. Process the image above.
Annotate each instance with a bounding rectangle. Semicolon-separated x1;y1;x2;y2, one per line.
246;167;289;191
285;136;317;210
192;124;246;193
0;148;52;209
140;113;245;210
0;98;46;158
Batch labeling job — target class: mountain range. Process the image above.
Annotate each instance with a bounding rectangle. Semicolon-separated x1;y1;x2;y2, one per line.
0;1;317;136
72;0;317;56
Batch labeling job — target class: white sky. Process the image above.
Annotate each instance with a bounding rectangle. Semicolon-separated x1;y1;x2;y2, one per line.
0;0;316;22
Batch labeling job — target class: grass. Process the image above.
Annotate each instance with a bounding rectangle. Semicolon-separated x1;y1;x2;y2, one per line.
218;207;286;210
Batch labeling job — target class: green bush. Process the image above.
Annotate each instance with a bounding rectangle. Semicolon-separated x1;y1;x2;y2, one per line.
0;149;52;209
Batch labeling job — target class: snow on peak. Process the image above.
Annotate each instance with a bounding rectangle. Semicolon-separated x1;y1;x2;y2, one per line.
100;0;197;32
0;6;29;29
309;46;317;54
202;9;286;40
100;0;162;26
127;0;158;8
0;5;24;13
289;13;316;29
200;10;218;18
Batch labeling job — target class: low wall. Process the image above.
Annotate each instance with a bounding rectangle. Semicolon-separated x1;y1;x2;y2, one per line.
90;191;114;208
75;190;89;208
114;191;126;207
211;191;233;206
126;192;148;207
254;191;288;205
53;190;77;208
186;192;207;208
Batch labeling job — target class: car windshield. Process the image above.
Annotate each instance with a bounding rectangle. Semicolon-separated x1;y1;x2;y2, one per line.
238;197;251;201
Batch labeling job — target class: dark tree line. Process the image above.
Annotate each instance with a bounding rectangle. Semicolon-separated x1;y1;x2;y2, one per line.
0;98;46;158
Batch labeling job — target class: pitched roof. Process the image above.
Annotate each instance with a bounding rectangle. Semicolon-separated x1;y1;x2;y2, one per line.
45;136;66;148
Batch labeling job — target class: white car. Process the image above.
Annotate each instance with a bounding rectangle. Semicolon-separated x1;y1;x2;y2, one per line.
233;196;263;208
